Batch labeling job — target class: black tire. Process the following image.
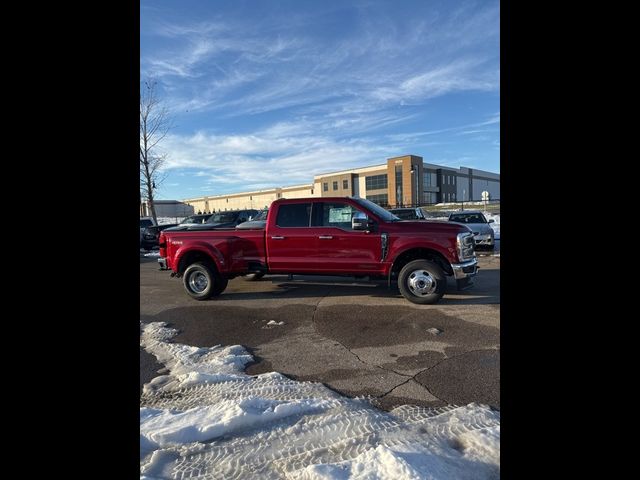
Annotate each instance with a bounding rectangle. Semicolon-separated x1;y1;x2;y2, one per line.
182;262;228;300
244;272;265;281
398;259;446;305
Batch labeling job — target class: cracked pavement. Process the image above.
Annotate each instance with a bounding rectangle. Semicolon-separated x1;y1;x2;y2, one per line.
140;253;500;410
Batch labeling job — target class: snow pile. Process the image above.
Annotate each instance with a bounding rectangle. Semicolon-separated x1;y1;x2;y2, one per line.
140;322;254;392
140;322;500;479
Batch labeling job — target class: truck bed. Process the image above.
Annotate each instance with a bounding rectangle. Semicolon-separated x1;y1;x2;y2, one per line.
161;227;267;275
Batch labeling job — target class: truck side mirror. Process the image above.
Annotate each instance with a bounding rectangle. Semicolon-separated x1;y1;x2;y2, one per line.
352;212;370;231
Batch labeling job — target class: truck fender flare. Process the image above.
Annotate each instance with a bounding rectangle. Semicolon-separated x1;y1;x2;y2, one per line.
174;243;225;274
386;243;453;287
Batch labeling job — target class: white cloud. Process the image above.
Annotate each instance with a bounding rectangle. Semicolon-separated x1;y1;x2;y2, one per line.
159;127;403;193
142;3;499;119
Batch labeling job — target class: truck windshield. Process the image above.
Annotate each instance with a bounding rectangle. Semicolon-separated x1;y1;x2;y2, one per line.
208;213;239;223
449;213;487;223
353;198;400;222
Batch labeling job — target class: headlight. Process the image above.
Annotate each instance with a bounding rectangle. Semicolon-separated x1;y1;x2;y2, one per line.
456;232;476;261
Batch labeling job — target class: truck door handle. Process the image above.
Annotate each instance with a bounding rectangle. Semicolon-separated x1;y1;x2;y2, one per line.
318;235;333;240
271;236;285;240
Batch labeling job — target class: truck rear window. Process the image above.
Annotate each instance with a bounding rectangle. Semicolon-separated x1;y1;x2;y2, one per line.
276;203;312;227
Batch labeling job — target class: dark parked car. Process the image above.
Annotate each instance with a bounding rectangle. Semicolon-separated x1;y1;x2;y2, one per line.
141;224;178;250
388;207;427;220
236;209;268;229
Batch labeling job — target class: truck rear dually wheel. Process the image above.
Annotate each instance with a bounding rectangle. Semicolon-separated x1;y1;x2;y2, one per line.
398;259;446;304
183;262;228;300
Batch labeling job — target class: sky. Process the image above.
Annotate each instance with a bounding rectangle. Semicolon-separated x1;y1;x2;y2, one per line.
140;0;500;201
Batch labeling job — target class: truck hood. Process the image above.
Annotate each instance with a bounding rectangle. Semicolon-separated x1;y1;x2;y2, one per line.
385;220;472;236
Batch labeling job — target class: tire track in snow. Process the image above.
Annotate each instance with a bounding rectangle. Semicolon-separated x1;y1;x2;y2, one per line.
140;322;499;479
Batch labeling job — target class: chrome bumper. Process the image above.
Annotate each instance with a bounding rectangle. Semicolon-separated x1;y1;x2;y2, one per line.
158;257;168;270
451;258;479;279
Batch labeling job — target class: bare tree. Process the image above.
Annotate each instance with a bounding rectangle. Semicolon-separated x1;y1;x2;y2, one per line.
140;79;171;223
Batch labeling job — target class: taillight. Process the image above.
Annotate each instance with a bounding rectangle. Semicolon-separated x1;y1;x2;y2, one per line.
159;232;167;258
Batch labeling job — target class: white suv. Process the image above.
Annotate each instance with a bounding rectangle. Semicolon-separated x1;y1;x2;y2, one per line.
448;211;495;249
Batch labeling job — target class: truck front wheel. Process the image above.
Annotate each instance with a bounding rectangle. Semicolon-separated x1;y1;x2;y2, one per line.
398;259;446;305
183;262;228;300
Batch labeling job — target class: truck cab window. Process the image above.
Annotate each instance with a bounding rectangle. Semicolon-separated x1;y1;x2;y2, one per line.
275;203;312;227
312;202;360;230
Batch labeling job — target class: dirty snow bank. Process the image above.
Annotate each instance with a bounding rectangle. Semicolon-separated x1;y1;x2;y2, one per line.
140;322;500;479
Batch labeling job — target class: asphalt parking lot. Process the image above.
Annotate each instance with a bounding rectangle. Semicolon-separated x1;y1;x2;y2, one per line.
140;247;499;411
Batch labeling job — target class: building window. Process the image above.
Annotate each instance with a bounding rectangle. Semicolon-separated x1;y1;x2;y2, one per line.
366;194;389;207
343;179;349;189
332;181;338;191
424;172;431;187
395;165;403;205
452;193;456;201
311;189;314;194
323;182;328;192
441;174;445;185
365;174;388;191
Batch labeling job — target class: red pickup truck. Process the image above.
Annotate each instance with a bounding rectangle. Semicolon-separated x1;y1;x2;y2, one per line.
157;197;478;304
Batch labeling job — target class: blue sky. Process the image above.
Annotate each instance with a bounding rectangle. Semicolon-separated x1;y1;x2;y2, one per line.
141;0;499;201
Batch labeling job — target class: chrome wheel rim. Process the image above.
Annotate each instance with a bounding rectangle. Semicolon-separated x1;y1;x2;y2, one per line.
407;269;436;296
188;271;209;293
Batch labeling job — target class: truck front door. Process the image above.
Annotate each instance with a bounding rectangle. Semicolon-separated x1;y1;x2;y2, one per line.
309;201;384;274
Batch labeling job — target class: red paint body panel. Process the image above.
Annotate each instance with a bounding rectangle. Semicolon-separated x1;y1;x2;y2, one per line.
160;197;469;277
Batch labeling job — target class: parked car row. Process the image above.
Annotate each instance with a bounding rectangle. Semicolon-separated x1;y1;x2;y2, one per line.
141;209;266;250
385;207;495;249
164;209;261;232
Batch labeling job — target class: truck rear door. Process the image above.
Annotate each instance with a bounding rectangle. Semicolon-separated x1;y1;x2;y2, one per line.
266;201;317;272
